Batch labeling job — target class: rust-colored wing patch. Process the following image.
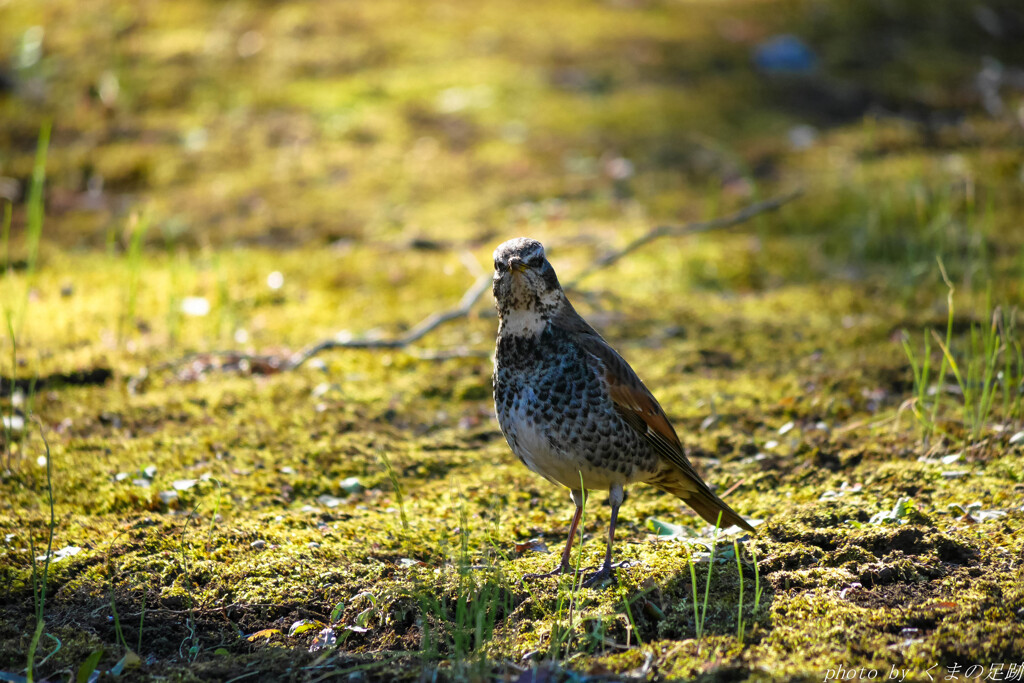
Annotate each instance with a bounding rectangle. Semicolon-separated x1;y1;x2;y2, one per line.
586;337;755;532
572;329;705;483
551;304;755;532
603;365;708;484
606;380;681;456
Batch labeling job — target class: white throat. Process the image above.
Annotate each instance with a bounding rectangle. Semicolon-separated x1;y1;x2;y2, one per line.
499;307;548;337
499;289;562;338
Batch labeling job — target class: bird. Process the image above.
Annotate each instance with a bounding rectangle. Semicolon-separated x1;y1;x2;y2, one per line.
491;237;754;587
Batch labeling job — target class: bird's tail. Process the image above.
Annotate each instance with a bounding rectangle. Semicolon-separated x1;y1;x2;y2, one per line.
651;475;755;533
683;487;755;533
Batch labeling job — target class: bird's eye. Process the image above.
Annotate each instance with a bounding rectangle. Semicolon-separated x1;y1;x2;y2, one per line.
527;254;544;268
493;259;501;271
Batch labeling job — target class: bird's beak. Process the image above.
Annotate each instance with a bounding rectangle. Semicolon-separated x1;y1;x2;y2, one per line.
508;259;528;274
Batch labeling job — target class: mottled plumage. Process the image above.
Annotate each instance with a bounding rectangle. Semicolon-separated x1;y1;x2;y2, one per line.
491;237;753;586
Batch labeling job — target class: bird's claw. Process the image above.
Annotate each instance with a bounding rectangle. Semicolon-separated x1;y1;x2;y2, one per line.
521;560;635;587
581;565;616;588
519;562;571;583
580;561;634;589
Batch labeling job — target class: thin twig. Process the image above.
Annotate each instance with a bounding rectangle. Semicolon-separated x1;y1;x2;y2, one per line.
565;189;802;289
286;273;493;369
289;191;800;367
720;478;746;499
142;192;800;377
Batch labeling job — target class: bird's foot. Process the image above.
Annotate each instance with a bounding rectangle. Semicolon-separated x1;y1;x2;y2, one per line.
520;562;571;583
581;563;615;588
581;564;615;588
580;561;634;589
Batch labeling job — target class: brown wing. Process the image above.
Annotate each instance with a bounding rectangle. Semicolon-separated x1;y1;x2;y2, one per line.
554;305;755;532
574;328;706;481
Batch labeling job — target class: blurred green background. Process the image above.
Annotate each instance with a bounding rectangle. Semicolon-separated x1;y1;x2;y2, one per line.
1;0;1022;365
1;0;1020;246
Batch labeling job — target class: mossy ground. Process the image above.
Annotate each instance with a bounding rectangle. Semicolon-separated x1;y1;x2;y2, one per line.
2;0;1024;680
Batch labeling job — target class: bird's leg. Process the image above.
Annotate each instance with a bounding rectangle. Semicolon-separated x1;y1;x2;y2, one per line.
521;490;584;581
582;485;624;588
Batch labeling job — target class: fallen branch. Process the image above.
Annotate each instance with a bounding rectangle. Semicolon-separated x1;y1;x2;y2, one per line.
289;190;801;367
565;189;802;288
286;273;493;369
139;191;801;380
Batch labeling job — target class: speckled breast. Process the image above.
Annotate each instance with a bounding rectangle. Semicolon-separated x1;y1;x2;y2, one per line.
493;327;658;490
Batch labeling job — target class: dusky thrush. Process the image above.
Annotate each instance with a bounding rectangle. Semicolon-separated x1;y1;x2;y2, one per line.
491;237;754;587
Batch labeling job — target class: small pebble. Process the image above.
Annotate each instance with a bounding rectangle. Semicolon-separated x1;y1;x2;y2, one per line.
339;476;363;494
251;540;267;550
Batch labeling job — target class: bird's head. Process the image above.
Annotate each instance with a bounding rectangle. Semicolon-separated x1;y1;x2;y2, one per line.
492;237;565;325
